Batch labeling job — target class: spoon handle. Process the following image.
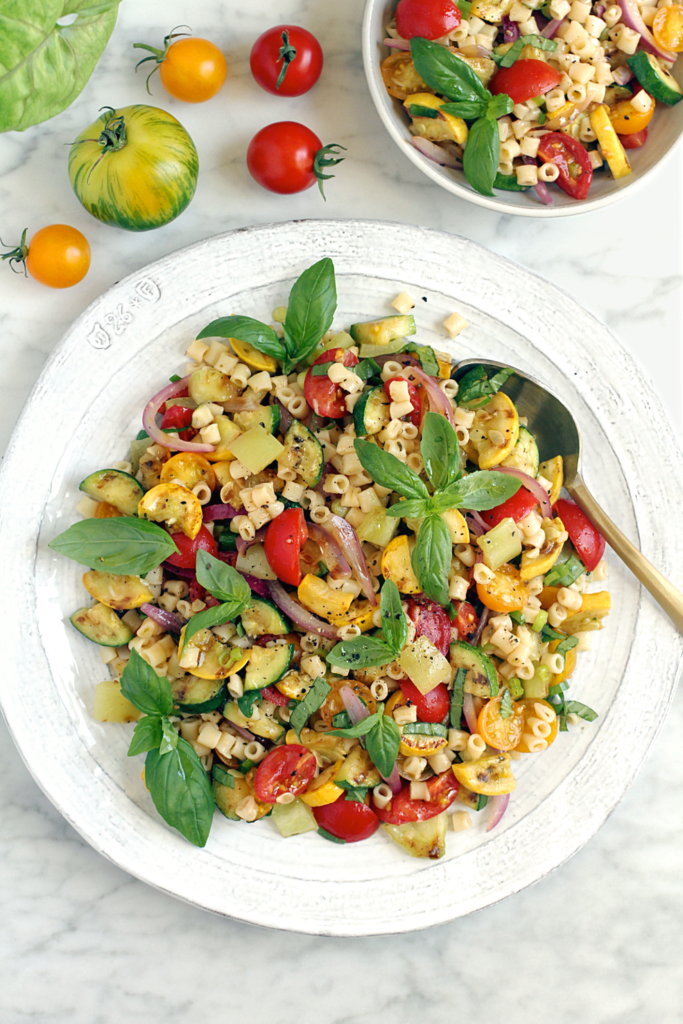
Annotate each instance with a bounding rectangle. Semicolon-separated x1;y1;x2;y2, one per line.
568;476;683;634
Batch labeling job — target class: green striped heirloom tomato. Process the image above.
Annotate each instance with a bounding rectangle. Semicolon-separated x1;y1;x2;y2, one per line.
68;105;199;231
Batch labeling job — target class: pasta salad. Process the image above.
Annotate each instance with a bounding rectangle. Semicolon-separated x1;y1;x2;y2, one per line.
50;258;610;856
381;0;683;203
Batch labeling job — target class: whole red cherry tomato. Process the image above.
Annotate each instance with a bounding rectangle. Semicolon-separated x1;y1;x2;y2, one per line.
247;122;344;196
619;127;648;149
453;600;478;643
254;745;317;803
313;795;380;842
490;59;562;104
480;486;539;528
400;678;450;723
553;498;606;572
250;25;323;96
396;0;461;39
407;597;451;657
304;347;360;418
375;771;460;824
264;507;308;585
383;375;422;427
165;524;217;569
537;132;593;200
160;404;193;432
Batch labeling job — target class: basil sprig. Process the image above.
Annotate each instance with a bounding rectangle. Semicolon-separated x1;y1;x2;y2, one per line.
290;676;332;738
197;258;337;374
180;551;251;651
457;364;514;408
121;650;214;847
49;516;178;576
329;704;401;778
410;38;514;196
327;580;406;669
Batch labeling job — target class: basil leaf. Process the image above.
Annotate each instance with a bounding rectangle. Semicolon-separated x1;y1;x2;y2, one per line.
555;635;579;657
510;610;525;625
463;116;499;198
159;717;180;756
412;514;451;606
450;667;466;727
404;342;440;377
196;314;285;363
344;786;370;802
144;737;214;847
329;710;381;738
541;623;566;643
283;257;337;365
181;603;250;653
212;763;235;787
365;713;401;778
440;99;487;120
429;487;465;515
544;552;585;588
499;34;557;68
494;172;529;192
49;517;178;576
401;722;448;736
421;410;461;491
327;636;395;670
311;361;333;376
564;700;598;722
538;109;546;125
237;691;260;718
120;649;174;717
410;37;488;103
409;103;438;118
290;677;332;738
487;93;514;119
457;0;472;16
331;711;352;729
354;438;430;501
500;689;514;720
196;550;250;607
380;580;407;655
127;715;163;757
384;498;431;520
355;358;381;381
318;827;345;843
457;365;515;408
446;470;522;511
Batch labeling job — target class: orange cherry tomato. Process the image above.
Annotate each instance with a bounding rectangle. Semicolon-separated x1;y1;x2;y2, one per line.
477;694;525;751
135;30;227;102
653;4;683;52
514;698;558;754
319;677;377;726
608;98;654;135
1;225;90;288
476;563;529;613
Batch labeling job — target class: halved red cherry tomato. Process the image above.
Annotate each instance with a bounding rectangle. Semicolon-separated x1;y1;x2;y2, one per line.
396;0;461;39
400;678;450;723
165;524;217;569
304;347;360;418
537;132;593;200
250;25;323;96
160;404;193;432
619;127;648;149
490;59;561;104
407;597;451;657
383;376;422;427
375;770;460;824
264;506;308;585
254;744;317;803
553;498;605;572
480;486;539;528
453;600;478;643
260;685;291;707
313;794;380;842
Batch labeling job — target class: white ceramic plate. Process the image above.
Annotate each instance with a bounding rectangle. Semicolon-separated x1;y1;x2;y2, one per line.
362;0;683;217
1;219;682;936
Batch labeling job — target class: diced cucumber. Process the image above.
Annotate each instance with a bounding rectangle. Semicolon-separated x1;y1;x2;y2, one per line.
243;643;294;691
171;675;227;712
271;796;319;837
356;507;399;548
476;516;523;571
359;337;412;359
501;425;539;477
241;598;289;637
235;542;276;580
353;385;391;436
450;641;499;698
233;404;281;435
522;664;550;699
350;315;416;347
70;603;134;646
627;51;683;105
80;469;144;517
279;421;324;488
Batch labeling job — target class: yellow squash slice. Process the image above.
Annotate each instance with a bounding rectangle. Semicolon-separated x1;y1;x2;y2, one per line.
469;392;519;469
82;570;153;610
138;482;203;539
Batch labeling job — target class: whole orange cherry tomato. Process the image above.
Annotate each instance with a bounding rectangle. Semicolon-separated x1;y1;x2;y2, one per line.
477;694;525;751
608;98;654;135
134;27;227;102
514;698;558;754
653;4;683;52
1;225;90;288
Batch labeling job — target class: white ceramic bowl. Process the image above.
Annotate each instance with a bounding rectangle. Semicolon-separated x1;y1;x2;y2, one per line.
362;0;683;216
1;220;682;934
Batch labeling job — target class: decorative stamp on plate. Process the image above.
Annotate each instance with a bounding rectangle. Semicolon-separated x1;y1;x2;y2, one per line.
86;278;162;350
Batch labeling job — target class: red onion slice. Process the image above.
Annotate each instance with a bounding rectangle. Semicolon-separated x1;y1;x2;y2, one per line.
240;573;270;598
277;400;294;436
328;515;377;605
618;0;676;61
163;561;196;580
495;466;552;519
307;523;352;580
521;155;553;206
340;684;370;725
410;136;462;169
465;511;487;537
142;374;214;454
221;396;262;413
485;793;510;833
502;15;520;43
405;365;457;428
541;16;565;37
472;605;489;647
612;64;634;85
202;504;238;521
268;580;338;639
384;37;411;50
231;723;256;742
383;765;403;794
140;602;186;633
463;692;479;735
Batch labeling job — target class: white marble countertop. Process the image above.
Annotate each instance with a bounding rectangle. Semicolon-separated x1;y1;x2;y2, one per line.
1;0;682;1020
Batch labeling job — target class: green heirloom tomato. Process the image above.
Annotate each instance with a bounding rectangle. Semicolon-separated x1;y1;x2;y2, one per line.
68;105;198;231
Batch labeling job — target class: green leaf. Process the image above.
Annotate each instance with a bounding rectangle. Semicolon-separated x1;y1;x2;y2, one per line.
500;689;514;720
457;365;515;408
440;99;487;120
290;676;332;739
421;411;461;491
409;103;439;118
283;258;337;366
365;713;401;778
401;722;448;737
412;514;452;606
49;516;178;576
195;550;250;607
159;717;179;756
127;716;163;757
318;827;345;843
541;623;566;643
236;691;260;718
329;710;381;738
486;93;514;119
410;36;488;103
457;0;472;17
380;580;407;655
404;342;441;377
326;636;395;670
344;786;370;802
544;553;585;588
196;315;285;363
384;498;431;520
354;438;430;501
555;635;579;657
445;470;522;511
120;649;174;717
450;667;466;727
463;116;499;198
494;172;530;192
212;763;235;788
181;603;250;653
144;737;214;847
355;358;382;381
564;700;598;722
331;710;352;729
0;0;120;133
499;34;557;68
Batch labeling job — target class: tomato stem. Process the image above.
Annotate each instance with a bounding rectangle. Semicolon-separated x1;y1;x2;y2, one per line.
313;144;347;200
276;30;298;90
133;25;192;94
0;228;29;276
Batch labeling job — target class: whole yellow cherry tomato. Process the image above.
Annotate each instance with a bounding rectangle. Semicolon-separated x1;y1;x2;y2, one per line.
608;98;654;135
135;28;227;102
1;225;90;288
653;4;683;52
476;563;529;613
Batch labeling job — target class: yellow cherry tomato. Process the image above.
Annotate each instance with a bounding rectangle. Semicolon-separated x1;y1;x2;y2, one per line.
1;225;90;288
135;29;227;102
300;761;345;807
476;563;529;614
477;695;525;751
608;98;654;135
653;4;683;52
514;698;558;754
